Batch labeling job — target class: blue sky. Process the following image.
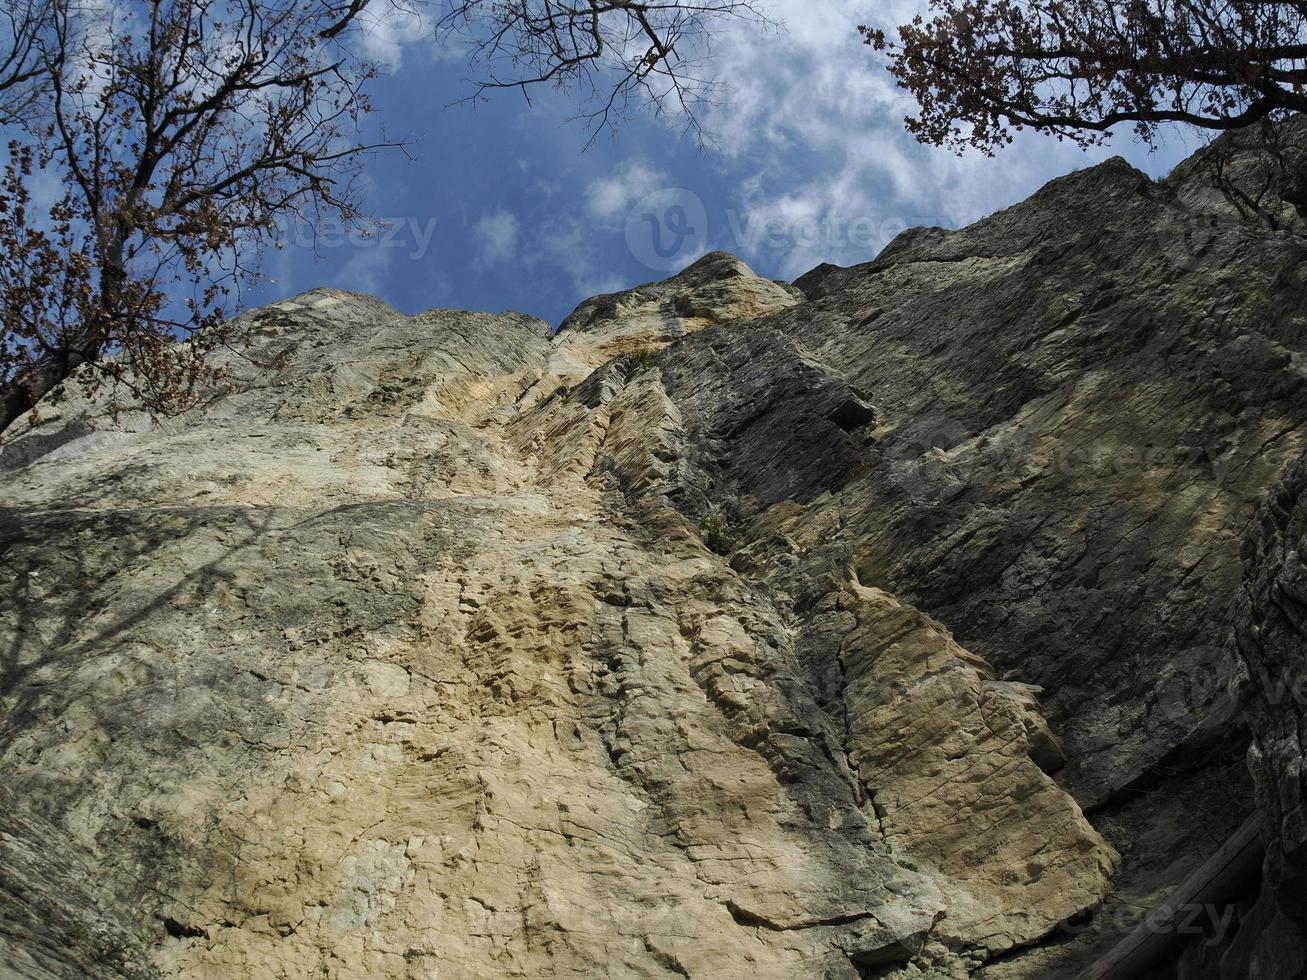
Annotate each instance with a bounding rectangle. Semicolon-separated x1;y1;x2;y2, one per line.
251;0;1208;327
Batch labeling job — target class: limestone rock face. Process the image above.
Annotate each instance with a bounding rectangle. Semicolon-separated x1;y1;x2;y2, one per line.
835;585;1113;956
1;144;1305;979
774;159;1306;809
0;284;953;979
0;786;160;980
1229;449;1307;980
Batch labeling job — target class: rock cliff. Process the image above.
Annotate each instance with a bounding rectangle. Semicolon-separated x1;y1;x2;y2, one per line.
1;145;1305;979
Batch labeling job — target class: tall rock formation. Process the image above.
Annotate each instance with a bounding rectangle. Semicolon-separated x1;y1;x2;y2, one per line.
1;144;1304;979
1230;453;1307;980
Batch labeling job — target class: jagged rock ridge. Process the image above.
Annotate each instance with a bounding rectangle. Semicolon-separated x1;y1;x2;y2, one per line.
1;148;1304;979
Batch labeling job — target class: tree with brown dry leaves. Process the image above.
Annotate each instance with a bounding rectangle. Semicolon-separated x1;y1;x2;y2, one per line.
0;0;390;435
862;0;1307;230
0;0;763;437
0;0;52;124
862;0;1307;152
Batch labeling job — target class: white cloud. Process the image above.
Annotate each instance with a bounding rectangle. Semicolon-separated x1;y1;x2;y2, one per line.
336;240;391;296
586;161;668;221
526;211;624;302
472;210;519;266
356;3;428;70
688;0;1197;276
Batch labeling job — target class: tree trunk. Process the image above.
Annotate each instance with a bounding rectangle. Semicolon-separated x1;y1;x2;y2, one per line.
0;250;123;437
0;356;78;436
1284;158;1307;225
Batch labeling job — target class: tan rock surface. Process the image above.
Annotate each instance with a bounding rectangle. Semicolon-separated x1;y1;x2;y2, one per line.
7;138;1304;978
0;259;1107;979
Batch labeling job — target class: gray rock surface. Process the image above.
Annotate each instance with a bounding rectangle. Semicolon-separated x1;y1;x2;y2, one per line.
0;785;159;980
1228;449;1307;980
1;138;1305;979
758;158;1305;809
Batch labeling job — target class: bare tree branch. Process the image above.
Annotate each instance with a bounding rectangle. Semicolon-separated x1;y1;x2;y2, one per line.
862;0;1307;152
436;0;768;144
0;0;54;125
0;0;400;434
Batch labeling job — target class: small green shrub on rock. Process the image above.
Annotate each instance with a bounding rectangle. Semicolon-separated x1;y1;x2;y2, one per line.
700;514;737;555
628;348;659;371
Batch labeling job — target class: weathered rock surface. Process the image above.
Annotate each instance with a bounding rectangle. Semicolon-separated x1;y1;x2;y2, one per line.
1;138;1305;979
769;159;1306;807
0;282;956;979
0;786;160;979
1229;449;1307;980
